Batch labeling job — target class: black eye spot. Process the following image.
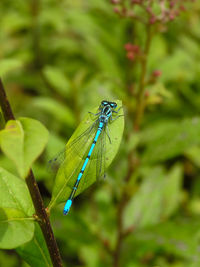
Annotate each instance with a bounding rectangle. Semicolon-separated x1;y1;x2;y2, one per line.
101;100;108;106
111;102;117;108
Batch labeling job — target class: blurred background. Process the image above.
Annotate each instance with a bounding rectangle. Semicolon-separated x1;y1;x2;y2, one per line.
1;0;200;266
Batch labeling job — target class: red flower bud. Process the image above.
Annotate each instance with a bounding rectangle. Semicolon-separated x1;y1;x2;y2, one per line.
149;15;157;24
126;51;135;61
145;90;150;97
124;43;140;53
152;70;162;77
179;5;186;12
169;13;175;20
124;43;134;51
110;0;119;4
132;45;140;53
113;7;120;14
131;0;141;4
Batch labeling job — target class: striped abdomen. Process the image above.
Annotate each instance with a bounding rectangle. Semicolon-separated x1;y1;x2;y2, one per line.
63;121;104;214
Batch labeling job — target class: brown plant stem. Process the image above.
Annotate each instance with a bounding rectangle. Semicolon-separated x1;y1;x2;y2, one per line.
0;80;15;121
0;79;62;267
113;152;135;267
113;25;153;267
134;26;152;130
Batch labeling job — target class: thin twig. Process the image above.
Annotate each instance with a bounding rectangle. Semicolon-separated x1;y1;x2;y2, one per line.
112;26;153;264
0;80;15;121
113;152;135;267
0;79;62;267
96;231;113;256
134;26;153;130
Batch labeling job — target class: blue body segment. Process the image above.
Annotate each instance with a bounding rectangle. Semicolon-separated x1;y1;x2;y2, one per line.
63;101;119;215
63;199;72;215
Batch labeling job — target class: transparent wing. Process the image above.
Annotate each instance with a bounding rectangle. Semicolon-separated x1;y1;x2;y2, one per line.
47;148;66;173
50;120;108;200
66;119;99;159
75;126;107;196
48;119;99;172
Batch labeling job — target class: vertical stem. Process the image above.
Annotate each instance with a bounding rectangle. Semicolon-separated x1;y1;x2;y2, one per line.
113;25;153;267
134;26;152;130
113;153;135;267
0;80;15;121
0;79;62;267
113;197;126;267
31;0;42;70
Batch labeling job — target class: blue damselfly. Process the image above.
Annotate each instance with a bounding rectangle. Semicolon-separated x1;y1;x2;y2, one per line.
49;100;123;214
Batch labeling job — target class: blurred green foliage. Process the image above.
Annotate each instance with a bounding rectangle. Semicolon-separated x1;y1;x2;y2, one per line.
1;0;200;266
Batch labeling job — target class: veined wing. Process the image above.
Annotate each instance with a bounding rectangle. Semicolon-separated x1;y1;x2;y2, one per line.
48;119;99;172
50;119;101;201
71;125;107;198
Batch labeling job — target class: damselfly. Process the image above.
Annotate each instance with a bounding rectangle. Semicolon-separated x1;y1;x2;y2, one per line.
49;100;123;215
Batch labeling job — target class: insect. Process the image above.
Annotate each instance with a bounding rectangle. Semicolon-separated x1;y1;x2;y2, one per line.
50;100;122;215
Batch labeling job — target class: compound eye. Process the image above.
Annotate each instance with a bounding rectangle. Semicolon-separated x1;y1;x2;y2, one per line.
101;100;108;106
110;102;117;108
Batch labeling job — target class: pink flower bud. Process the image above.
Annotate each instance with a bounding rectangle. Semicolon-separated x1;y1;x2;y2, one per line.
145;90;150;97
149;15;157;24
110;0;120;4
124;43;134;51
124;43;140;54
170;1;175;8
113;7;120;14
131;0;141;4
152;70;162;77
169;13;175;20
126;51;135;61
132;45;140;53
146;6;152;14
179;5;186;12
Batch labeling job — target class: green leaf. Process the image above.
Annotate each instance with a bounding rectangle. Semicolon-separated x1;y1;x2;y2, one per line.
141;117;200;164
0;167;34;215
159;48;195;82
0;208;34;249
162;165;183;218
0;168;35;249
49;100;124;208
128;219;200;263
79;246;99;267
17;224;52;267
124;165;183;230
185;146;200;167
0;58;23;76
0;118;49;179
124;167;165;230
43;65;71;97
33;97;76;128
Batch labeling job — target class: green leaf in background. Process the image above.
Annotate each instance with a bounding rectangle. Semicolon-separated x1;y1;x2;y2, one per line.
0;58;23;77
43;65;71;97
123;165;183;230
49;100;124;208
141;117;200;164
0;167;34;249
159;48;195;82
79;246;99;267
127;219;200;264
162;165;183;218
0;117;49;179
33;97;76;128
17;224;51;267
185;146;200;168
